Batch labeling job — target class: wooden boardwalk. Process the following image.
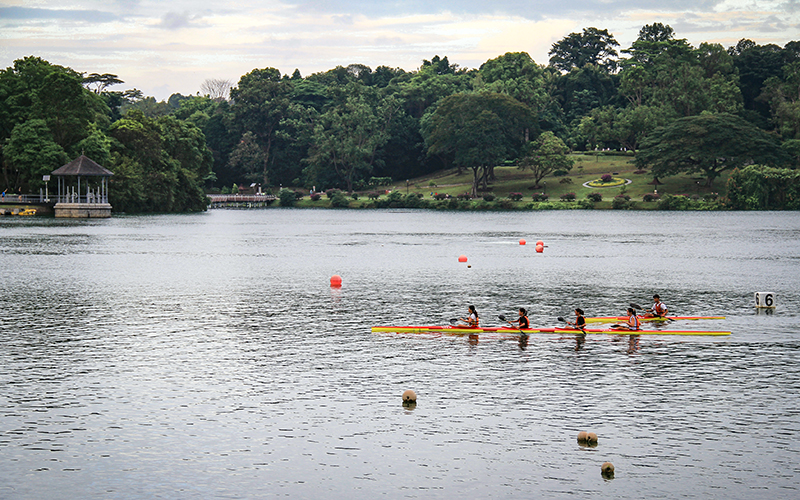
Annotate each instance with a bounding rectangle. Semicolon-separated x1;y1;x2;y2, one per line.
208;194;277;208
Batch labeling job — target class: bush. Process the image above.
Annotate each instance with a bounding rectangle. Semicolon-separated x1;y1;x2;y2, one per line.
310;193;321;201
279;188;298;207
330;191;350;207
508;192;523;201
703;193;719;201
601;174;613;183
457;193;471;200
657;194;691;210
387;190;403;202
531;192;549;202
351;192;359;200
577;199;594;209
559;177;573;184
560;192;576;201
325;189;341;199
642;193;660;202
586;192;603;202
612;195;631;209
367;191;381;200
482;193;495;202
498;199;514;209
434;193;448;200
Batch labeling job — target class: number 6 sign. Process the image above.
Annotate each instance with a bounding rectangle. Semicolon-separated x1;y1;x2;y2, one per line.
755;292;776;308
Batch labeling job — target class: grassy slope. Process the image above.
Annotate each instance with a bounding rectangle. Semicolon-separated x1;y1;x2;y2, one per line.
295;153;730;209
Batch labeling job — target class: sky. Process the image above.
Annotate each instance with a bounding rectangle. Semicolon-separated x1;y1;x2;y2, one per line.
1;0;798;100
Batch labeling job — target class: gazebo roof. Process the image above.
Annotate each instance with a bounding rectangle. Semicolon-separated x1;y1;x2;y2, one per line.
52;155;113;177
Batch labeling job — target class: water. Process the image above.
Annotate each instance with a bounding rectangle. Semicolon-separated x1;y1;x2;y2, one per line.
1;209;799;499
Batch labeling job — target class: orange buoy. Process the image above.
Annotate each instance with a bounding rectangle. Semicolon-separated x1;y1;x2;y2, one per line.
458;255;468;263
536;240;544;246
535;245;544;253
519;239;526;245
330;275;342;287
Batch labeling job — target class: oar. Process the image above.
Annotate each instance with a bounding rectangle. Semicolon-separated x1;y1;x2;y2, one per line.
449;318;459;325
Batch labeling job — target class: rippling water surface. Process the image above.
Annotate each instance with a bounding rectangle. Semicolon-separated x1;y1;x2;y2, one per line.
1;209;799;499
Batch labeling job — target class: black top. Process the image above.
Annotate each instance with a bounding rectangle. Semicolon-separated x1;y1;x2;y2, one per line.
519;315;529;329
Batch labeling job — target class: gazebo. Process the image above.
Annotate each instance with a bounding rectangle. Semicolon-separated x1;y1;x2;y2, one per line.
51;155;113;218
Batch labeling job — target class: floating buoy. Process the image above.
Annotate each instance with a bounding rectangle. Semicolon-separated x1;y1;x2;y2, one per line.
519;239;526;245
535;245;544;253
402;389;417;406
458;255;468;263
601;462;615;479
536;240;544;246
577;431;589;444
467;265;471;268
587;432;598;445
330;275;342;287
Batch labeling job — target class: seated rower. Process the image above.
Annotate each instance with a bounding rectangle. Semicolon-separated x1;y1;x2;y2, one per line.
507;307;529;330
645;294;668;318
460;305;479;327
612;307;640;331
567;308;586;332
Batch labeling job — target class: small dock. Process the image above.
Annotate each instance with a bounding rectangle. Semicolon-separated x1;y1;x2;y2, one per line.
208;194;276;209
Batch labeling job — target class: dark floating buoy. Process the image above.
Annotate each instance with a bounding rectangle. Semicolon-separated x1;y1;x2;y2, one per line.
601;462;615;479
587;432;598;446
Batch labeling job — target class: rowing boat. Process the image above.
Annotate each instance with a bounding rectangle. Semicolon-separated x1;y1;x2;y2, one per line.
371;325;548;335
371;325;731;336
584;315;725;324
552;326;731;336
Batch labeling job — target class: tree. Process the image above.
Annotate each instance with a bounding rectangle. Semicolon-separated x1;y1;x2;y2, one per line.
200;78;232;100
83;73;124;93
726;165;800;210
4;119;68;191
636;113;790;186
305;83;399;192
422;92;533;197
228;68;293;187
760;61;800;140
519;131;574;188
549;27;619;73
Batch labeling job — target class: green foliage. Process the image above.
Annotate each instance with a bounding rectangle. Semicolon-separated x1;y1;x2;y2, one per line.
549;27;620;73
279;188;298;207
636;113;790;186
612;195;632;209
508;192;523;201
4;119;69;190
726;165;800;210
577;199;595;209
518;131;574;187
531;192;549;202
560;192;576;201
586;192;603;202
482;193;496;201
330;190;350;207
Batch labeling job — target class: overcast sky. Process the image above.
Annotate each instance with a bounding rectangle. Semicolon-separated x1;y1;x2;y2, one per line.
1;0;797;100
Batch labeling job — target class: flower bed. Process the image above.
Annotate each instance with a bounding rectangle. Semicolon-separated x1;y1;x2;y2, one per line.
587;177;626;188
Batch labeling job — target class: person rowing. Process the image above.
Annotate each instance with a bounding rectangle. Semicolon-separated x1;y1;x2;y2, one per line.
566;308;586;332
460;305;479;328
506;307;529;330
645;294;668;318
611;307;640;331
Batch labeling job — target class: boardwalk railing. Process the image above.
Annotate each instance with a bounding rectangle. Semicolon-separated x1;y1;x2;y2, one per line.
208;194;277;208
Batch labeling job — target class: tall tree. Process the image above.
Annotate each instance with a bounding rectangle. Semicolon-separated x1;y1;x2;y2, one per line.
422;92;533;197
518;131;574;188
549;28;619;73
636;113;790;186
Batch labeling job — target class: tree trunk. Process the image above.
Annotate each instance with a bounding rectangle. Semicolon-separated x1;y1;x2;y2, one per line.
471;166;479;198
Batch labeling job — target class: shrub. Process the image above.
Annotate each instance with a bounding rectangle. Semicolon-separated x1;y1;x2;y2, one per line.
553;169;570;177
531;192;549;202
560;192;576;201
434;193;448;200
703;193;719;201
387;190;403;202
498;199;514;209
482;193;495;202
586;192;603;202
279;188;298;207
457;192;472;200
367;191;381;200
577;199;595;209
657;194;691;210
559;177;573;184
642;193;660;202
612;195;631;209
325;189;341;199
330;191;350;207
428;181;437;187
601;174;613;183
310;193;321;201
508;192;523;201
351;192;359;200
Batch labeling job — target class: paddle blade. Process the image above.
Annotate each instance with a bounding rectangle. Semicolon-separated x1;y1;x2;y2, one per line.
497;314;507;322
449;318;459;325
557;317;566;322
630;303;643;310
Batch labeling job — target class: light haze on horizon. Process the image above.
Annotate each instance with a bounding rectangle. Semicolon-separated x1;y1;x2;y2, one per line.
1;0;797;100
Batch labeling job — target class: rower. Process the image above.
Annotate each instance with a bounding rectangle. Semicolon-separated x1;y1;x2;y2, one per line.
460;305;479;327
612;308;640;331
645;294;668;318
507;308;529;329
567;308;586;332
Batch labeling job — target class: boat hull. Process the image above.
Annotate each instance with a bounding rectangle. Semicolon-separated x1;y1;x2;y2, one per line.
371;325;731;336
584;315;726;324
552;327;731;336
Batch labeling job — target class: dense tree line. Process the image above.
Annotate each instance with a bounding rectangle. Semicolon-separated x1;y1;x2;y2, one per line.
1;24;798;212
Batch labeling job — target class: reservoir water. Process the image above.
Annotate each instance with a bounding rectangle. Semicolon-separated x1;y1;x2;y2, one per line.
1;209;799;499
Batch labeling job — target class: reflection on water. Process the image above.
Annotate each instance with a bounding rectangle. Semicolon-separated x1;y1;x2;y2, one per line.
1;210;800;499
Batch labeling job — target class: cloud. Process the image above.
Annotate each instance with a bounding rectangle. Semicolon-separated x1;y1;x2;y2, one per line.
0;6;119;22
157;11;205;29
